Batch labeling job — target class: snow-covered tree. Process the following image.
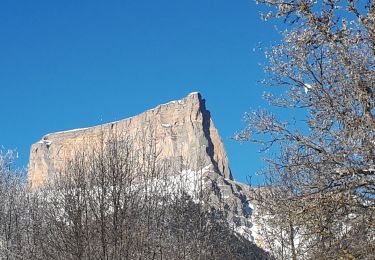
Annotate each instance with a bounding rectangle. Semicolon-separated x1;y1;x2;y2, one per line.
0;150;34;259
239;1;375;258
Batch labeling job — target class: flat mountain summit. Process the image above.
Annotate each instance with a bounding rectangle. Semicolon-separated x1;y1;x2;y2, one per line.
28;92;256;242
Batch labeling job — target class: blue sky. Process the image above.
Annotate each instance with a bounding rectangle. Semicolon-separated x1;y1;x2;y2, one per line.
0;0;282;184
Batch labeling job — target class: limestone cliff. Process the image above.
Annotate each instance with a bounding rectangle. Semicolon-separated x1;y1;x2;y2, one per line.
28;92;255;241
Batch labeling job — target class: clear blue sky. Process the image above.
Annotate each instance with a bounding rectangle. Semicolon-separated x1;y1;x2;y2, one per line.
0;0;281;184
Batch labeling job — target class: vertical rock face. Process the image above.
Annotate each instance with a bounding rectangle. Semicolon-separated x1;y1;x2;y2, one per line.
28;92;255;241
29;92;232;185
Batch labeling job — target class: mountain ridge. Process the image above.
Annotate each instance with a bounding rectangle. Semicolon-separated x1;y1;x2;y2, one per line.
28;92;256;243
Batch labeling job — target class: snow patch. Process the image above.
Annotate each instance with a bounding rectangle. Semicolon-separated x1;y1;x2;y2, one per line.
234;225;253;241
38;139;53;147
303;83;313;93
44;127;89;138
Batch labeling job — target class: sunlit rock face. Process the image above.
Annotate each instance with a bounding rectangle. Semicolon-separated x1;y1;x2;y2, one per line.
28;92;255;241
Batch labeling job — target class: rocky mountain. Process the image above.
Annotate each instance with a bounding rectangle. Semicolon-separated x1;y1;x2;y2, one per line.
29;92;257;243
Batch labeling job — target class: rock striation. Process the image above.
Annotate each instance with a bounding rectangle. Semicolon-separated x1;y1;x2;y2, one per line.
28;92;255;241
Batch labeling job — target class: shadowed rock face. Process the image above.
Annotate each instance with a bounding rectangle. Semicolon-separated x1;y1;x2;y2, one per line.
28;92;256;242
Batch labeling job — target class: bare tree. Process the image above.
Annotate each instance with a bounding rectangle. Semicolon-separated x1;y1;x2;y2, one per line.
0;150;35;259
1;122;269;259
29;129;268;260
238;1;374;259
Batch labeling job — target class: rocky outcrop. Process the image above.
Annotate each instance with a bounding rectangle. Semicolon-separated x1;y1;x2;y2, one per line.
28;92;255;241
29;92;233;185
